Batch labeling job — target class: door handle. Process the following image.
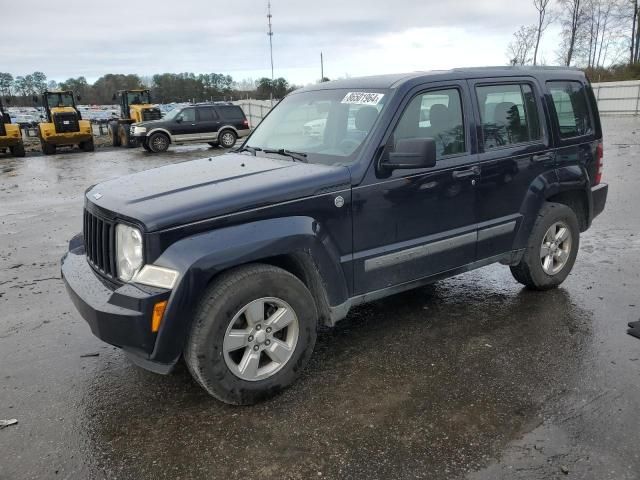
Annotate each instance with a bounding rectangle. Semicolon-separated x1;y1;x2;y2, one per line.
452;166;480;179
532;153;554;162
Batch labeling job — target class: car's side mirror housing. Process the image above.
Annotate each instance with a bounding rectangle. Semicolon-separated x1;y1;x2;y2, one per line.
175;116;183;123
382;138;437;171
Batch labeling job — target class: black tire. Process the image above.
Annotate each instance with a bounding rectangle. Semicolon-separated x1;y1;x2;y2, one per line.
510;202;580;290
118;125;136;148
184;264;318;405
218;129;237;149
208;142;219;148
80;138;95;152
108;121;121;147
40;139;56;155
141;138;152;152
10;142;26;158
148;132;170;153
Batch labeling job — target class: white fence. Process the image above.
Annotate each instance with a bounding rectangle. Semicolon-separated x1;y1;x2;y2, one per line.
592;80;640;115
233;99;275;127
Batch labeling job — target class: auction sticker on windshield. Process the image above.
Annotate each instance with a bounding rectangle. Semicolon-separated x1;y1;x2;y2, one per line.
341;92;385;105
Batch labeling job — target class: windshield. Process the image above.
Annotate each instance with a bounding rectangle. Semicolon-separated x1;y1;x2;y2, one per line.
127;91;150;105
46;93;75;108
163;108;181;120
246;88;390;166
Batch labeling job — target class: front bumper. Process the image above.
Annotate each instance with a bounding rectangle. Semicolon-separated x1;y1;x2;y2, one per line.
61;234;175;373
591;183;608;219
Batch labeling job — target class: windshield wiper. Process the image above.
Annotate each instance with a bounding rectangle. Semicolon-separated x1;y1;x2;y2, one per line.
234;145;262;156
263;148;308;163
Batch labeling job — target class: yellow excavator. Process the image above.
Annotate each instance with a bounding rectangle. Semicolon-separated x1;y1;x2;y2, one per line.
35;91;94;155
108;89;161;147
0;98;26;157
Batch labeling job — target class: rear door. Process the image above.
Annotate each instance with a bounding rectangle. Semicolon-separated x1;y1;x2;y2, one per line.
468;77;553;259
196;106;221;141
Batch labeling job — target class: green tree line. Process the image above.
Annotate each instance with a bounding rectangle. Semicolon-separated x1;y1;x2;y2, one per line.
0;71;298;106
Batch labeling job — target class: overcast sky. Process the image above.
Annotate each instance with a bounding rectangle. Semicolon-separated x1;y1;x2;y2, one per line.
4;0;561;85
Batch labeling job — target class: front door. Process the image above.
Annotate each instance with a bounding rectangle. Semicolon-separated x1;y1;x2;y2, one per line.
170;107;199;142
352;82;480;294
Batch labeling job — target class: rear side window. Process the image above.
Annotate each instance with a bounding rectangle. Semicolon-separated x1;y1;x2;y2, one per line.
476;84;541;149
217;106;245;121
198;107;218;121
547;81;593;138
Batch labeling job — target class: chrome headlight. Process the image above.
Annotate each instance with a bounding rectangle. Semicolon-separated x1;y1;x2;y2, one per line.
133;126;147;134
116;224;144;282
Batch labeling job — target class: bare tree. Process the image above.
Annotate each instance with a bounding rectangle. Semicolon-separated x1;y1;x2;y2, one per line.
558;0;587;65
507;25;538;65
533;0;553;65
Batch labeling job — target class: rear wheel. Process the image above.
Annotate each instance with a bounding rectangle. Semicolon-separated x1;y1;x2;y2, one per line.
184;264;318;405
219;130;237;149
40;139;56;155
80;138;95;152
510;202;580;290
148;132;170;153
108;121;121;147
10;142;26;158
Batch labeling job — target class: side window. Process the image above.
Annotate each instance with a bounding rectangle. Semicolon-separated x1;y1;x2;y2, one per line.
179;108;196;123
547;81;593;138
392;88;465;160
218;106;245;121
198;107;217;121
476;84;541;149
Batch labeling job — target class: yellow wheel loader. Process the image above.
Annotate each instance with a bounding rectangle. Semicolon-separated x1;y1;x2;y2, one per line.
0;99;25;157
108;90;161;148
35;91;94;155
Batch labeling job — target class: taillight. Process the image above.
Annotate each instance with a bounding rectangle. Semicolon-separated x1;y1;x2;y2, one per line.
595;142;603;185
243;119;249;127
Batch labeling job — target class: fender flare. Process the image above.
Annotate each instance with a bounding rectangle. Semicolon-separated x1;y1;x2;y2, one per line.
146;127;173;142
513;166;591;250
147;216;350;363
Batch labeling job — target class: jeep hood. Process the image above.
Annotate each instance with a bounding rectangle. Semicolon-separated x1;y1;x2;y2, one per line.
86;153;351;231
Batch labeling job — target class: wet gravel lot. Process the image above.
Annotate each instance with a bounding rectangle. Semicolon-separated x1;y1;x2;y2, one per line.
1;118;639;480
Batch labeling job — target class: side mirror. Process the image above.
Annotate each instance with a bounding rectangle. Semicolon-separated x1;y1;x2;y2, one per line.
382;138;437;171
175;115;183;123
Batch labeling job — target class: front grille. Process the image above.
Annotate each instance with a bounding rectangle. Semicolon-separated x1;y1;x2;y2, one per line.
83;209;117;278
142;108;162;121
54;112;80;133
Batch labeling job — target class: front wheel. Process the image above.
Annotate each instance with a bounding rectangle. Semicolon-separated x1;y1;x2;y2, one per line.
148;132;170;153
184;264;318;405
141;138;152;152
510;202;580;290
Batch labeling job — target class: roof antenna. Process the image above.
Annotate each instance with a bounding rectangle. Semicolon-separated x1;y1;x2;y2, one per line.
267;1;275;106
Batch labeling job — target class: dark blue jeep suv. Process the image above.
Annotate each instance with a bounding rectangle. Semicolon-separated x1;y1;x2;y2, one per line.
62;67;608;404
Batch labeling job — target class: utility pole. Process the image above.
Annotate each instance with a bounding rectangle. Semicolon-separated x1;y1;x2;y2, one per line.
267;1;274;104
320;52;324;82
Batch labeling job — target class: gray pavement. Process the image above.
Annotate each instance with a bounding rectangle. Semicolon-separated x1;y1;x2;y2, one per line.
0;123;639;480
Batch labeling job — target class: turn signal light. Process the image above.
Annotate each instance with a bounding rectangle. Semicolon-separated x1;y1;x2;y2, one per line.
151;301;168;333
